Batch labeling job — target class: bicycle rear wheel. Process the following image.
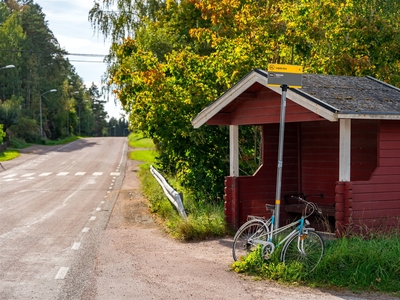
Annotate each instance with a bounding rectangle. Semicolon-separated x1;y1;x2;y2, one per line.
232;220;268;261
281;230;324;272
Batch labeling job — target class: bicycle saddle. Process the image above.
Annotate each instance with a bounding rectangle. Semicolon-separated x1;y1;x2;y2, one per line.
265;204;275;211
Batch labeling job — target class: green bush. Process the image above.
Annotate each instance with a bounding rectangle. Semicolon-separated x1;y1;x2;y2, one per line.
313;234;400;293
0;124;5;144
10;137;30;149
0;149;20;161
138;163;228;240
232;231;400;295
8;117;40;143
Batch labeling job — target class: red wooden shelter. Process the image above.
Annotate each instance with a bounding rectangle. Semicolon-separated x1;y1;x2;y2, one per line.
192;69;400;235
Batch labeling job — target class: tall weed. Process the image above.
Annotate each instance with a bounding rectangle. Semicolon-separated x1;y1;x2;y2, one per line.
138;163;228;240
232;230;400;295
314;232;400;293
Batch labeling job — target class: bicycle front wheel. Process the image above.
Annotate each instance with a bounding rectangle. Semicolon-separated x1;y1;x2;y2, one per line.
281;230;324;272
232;220;268;261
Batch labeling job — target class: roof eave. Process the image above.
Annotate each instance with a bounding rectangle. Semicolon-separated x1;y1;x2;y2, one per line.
286;88;339;122
192;69;268;128
338;112;400;120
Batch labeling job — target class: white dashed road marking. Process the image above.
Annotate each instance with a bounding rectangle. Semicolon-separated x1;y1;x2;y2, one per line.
39;172;52;177
55;267;69;280
21;173;35;177
3;174;17;178
71;242;81;250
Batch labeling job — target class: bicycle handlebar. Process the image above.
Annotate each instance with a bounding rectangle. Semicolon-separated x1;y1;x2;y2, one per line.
291;195;307;203
290;195;323;217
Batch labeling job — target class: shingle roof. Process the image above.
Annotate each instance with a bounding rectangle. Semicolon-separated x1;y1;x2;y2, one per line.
192;69;400;128
294;74;400;114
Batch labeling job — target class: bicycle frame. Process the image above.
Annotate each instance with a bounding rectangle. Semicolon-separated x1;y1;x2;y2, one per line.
233;195;324;270
249;213;311;259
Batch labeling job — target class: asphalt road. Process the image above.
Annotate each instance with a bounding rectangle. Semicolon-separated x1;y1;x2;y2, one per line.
0;138;127;299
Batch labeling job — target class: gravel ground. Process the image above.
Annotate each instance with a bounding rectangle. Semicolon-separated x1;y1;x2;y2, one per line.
83;156;399;300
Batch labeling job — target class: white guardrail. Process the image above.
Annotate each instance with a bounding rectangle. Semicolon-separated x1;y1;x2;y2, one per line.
150;165;187;219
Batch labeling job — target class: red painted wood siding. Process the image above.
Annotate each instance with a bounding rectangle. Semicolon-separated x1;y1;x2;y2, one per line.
351;120;378;180
235;123;300;225
301;121;339;206
350;120;400;230
207;92;324;126
302;120;378;206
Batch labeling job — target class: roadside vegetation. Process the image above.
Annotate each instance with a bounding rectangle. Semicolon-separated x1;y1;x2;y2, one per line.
232;229;400;296
0;149;19;161
0;136;80;161
39;136;80;146
0;1;131;158
128;132;229;240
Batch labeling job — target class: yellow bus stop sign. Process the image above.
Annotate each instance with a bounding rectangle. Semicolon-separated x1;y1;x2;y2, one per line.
267;64;303;88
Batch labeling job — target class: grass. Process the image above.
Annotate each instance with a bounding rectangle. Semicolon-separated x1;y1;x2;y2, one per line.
9;137;31;149
128;132;154;148
128;132;157;163
1;136;81;161
128;132;228;240
138;164;228;240
0;149;20;161
232;230;400;296
129;150;157;163
41;136;80;145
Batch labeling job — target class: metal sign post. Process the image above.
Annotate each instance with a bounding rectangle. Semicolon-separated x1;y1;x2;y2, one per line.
274;84;288;230
268;64;303;229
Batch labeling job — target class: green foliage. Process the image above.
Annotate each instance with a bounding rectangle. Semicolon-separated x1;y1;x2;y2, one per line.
42;136;79;145
0;149;19;161
0;124;5;144
232;232;400;295
128;132;154;148
8;117;40;143
10;137;30;149
173;197;227;240
139;163;228;240
0;96;21;131
313;234;400;293
129;150;157;163
0;1;112;141
232;245;266;275
232;244;307;281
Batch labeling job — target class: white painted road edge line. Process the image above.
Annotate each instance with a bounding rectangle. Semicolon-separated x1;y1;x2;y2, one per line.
71;242;81;250
55;267;69;280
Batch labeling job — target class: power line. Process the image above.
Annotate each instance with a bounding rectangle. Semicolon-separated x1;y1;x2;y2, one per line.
69;60;106;63
0;48;107;57
67;53;107;57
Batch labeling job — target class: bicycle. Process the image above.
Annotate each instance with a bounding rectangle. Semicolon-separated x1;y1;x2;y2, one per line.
232;195;325;272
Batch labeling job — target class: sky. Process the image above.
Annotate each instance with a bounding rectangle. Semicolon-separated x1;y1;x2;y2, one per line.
34;0;124;120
